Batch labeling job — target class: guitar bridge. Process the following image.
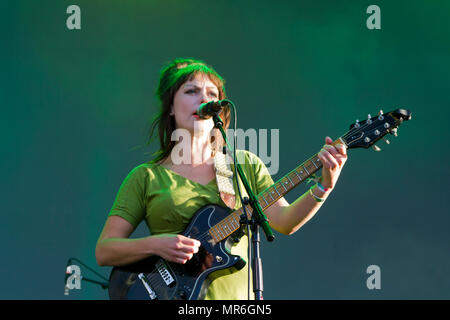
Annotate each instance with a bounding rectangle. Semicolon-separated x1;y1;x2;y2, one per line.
137;273;157;300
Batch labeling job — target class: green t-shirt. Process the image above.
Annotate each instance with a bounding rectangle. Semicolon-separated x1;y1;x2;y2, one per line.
108;150;274;300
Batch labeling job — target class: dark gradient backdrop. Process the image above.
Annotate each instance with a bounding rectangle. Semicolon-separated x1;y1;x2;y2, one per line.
1;0;449;300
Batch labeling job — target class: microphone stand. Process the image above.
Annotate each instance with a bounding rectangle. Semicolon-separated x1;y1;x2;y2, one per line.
212;113;275;300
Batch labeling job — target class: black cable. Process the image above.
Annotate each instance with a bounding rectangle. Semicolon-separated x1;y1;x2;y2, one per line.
65;257;109;289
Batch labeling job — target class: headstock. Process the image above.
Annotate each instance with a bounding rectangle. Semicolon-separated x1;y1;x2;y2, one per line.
343;109;411;150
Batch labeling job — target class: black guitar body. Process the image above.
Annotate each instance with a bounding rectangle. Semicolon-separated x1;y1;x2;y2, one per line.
108;204;246;300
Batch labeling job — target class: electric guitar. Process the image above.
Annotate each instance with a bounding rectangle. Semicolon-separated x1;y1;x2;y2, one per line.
108;109;412;300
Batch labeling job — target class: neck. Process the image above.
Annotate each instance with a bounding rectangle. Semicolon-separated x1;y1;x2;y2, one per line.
165;132;214;167
190;133;213;166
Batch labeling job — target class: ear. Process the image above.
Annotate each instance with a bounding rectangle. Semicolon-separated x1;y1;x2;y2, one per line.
169;105;174;116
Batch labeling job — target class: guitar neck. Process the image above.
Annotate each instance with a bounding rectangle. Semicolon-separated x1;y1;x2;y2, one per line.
208;138;345;243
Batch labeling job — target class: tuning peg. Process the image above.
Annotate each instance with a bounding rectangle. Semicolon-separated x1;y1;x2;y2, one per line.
355;119;360;128
378;110;384;120
367;114;372;124
391;128;398;137
384;138;390;144
372;145;381;152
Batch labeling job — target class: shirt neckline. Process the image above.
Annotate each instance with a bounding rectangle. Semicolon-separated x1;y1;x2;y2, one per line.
157;164;216;187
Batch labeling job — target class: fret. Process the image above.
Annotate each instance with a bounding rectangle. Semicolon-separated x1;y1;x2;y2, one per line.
231;211;241;225
228;216;238;232
209;228;220;242
222;223;231;235
312;158;319;169
273;186;281;197
261;195;269;206
308;161;316;172
280;180;288;192
216;226;225;239
287;175;294;186
258;198;266;209
212;226;221;239
210;226;219;238
204;137;347;249
230;217;239;230
303;166;309;176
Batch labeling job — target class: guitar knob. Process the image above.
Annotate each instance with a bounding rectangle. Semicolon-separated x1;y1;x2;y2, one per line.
372;145;381;152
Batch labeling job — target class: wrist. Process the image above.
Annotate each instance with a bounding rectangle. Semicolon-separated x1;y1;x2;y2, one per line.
317;180;332;193
145;235;160;256
309;184;329;202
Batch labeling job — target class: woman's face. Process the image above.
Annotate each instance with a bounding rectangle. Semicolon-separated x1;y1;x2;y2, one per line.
171;74;220;135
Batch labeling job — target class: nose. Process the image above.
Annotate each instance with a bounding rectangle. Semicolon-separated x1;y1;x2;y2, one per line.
199;91;211;104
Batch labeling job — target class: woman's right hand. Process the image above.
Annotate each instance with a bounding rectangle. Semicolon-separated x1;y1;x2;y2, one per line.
149;234;201;264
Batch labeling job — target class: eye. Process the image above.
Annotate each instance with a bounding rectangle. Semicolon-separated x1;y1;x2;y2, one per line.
185;88;218;97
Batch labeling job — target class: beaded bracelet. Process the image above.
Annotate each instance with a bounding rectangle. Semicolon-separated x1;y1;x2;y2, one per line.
317;181;332;193
309;185;326;202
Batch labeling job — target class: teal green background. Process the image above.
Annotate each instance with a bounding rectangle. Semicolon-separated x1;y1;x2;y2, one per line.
1;0;449;299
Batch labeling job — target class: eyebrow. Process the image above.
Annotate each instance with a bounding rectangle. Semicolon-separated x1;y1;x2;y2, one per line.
184;84;218;91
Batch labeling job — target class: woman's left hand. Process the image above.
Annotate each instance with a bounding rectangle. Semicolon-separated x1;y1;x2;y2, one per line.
318;136;348;189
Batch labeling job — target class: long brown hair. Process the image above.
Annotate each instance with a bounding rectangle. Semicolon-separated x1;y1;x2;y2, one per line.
147;58;231;164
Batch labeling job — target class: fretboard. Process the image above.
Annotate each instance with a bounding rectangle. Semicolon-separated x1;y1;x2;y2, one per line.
208;151;325;243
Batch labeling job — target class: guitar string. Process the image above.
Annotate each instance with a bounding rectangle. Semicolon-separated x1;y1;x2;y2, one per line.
341;115;388;145
150;120;383;257
190;118;381;244
143;264;173;294
132;118;388;295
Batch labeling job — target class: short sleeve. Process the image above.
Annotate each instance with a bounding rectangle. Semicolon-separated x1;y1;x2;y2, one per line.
233;150;274;197
245;151;275;195
108;165;147;228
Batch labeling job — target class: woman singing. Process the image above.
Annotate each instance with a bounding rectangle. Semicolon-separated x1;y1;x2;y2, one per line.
95;58;348;299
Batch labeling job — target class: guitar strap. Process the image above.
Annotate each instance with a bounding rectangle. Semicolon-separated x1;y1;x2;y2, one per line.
213;150;236;210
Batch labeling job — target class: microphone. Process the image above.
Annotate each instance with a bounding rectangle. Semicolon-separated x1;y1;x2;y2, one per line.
197;100;229;119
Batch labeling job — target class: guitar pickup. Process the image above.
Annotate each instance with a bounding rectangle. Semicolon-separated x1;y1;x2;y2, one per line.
155;260;175;287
